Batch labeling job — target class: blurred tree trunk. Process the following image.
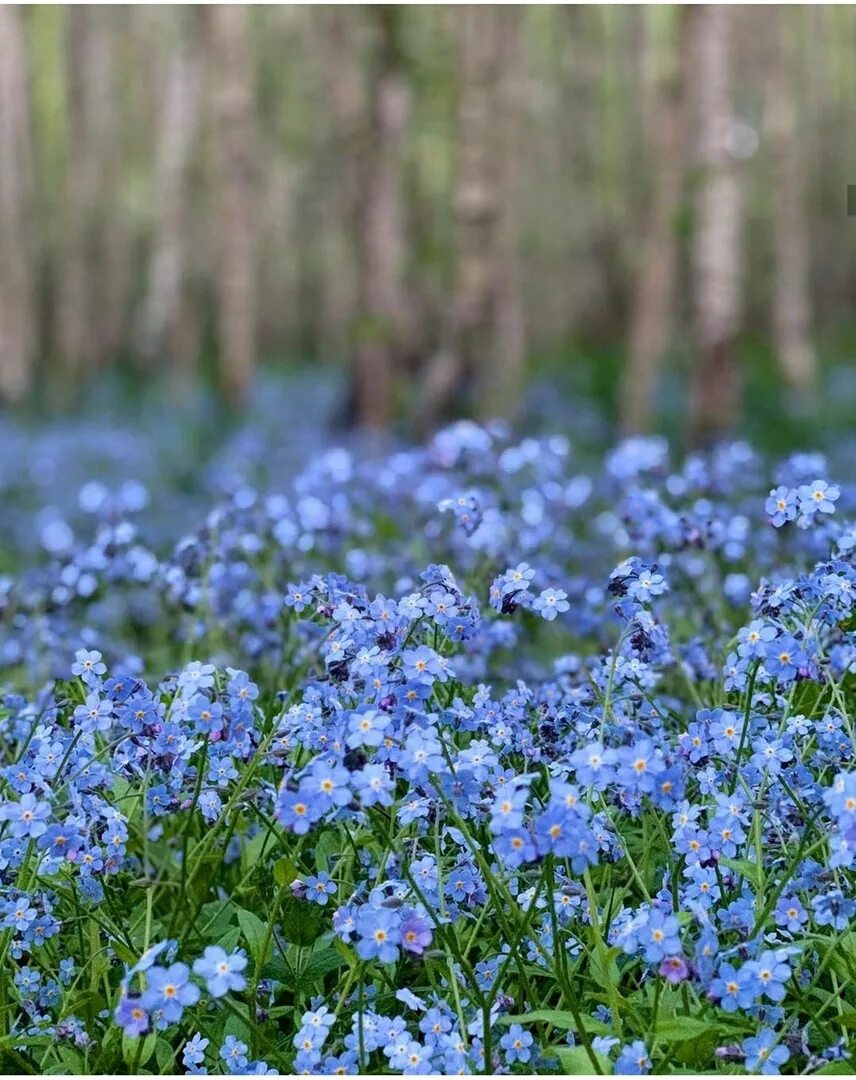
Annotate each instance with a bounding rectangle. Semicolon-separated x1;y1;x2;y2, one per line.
482;6;526;420
767;10;817;401
136;19;200;368
210;4;257;407
449;5;499;413
554;8;598;343
417;5;501;431
689;5;744;445
354;6;409;432
620;8;693;433
86;9;131;361
57;7;96;379
57;10;134;378
0;5;34;403
316;7;364;362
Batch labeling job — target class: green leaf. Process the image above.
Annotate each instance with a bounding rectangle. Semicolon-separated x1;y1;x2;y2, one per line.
241;830;271;873
552;1045;613;1074
825;933;856;980
200;900;236;940
590;943;622;993
237;907;270;964
90;1026;121;1073
829;1010;856;1029
279;895;325;946
654;1016;720;1041
720;856;763;890
273;857;299;887
217;925;243;953
155;1039;175;1072
122;1031;156;1068
65;988;104;1020
262;954;295;983
313;830;340;872
88;917;106;989
53;1047;86;1073
333;938;358;969
498;1010;609;1035
0;1036;56;1050
298;944;347;986
225;1012;252;1047
834;931;856;959
109;938;139;966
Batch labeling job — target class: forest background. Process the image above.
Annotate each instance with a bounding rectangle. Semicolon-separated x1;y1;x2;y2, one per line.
1;5;855;449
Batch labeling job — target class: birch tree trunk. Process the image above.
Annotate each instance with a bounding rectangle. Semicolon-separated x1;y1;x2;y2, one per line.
135;21;200;367
57;7;96;378
451;5;499;404
85;9;131;361
620;7;693;433
0;5;34;403
768;9;817;400
482;6;526;420
210;4;257;407
316;7;364;361
354;7;409;432
417;5;501;431
689;5;744;445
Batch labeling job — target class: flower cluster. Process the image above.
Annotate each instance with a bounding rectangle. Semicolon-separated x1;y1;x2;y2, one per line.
0;418;855;1074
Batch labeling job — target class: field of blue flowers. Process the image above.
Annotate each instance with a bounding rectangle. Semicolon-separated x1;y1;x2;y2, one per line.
2;394;856;1075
